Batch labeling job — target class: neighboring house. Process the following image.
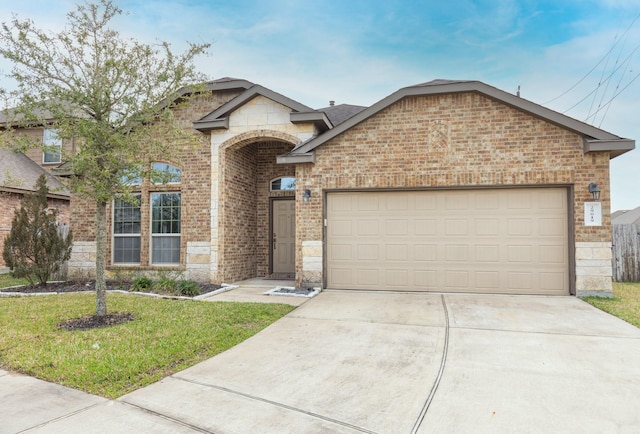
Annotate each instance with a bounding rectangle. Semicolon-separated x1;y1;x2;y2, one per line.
0;148;71;267
66;77;633;297
0;107;76;172
612;206;640;282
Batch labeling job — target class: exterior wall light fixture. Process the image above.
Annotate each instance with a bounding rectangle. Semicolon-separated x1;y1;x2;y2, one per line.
303;189;311;204
588;183;601;201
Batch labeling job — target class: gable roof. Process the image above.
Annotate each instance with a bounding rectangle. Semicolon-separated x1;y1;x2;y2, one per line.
612;206;640;225
0;148;70;199
279;79;635;163
193;84;332;132
318;103;367;126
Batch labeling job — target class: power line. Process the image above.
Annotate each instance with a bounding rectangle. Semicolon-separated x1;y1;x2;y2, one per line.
545;11;640;112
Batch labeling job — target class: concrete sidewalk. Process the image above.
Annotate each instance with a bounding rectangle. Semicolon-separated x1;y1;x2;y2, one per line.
2;290;640;433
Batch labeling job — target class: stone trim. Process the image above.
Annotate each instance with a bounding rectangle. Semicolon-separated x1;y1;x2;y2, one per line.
575;241;613;298
186;241;211;283
301;240;322;286
68;241;97;279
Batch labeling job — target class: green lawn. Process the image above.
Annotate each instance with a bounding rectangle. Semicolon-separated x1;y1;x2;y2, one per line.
0;273;29;288
0;293;294;398
583;282;640;328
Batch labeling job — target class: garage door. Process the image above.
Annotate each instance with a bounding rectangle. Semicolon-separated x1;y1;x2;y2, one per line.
326;188;569;295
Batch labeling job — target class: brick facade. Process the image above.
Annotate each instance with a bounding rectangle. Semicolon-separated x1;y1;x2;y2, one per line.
64;79;630;295
295;92;613;294
69;90;243;281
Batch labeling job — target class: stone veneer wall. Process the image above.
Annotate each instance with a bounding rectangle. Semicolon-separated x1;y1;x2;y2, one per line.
295;92;614;294
575;242;613;297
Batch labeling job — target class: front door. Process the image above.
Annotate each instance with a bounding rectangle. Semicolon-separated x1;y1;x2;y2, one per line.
272;199;295;274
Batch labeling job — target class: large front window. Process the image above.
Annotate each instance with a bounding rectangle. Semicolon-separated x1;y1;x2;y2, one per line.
113;195;141;264
151;192;181;264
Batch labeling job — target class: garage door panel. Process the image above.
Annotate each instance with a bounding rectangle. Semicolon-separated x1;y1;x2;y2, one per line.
507;219;533;236
445;270;469;288
326;189;569;295
386;244;409;261
415;244;438;261
415;219;437;235
445;219;469;235
357;220;379;236
539;245;565;264
475;219;499;236
539;218;565;236
475;271;500;288
330;219;352;236
475;245;500;262
386;220;409;235
330;244;353;261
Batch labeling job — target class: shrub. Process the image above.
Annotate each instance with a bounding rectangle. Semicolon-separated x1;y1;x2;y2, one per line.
154;275;179;294
176;280;201;297
2;174;73;287
130;276;153;292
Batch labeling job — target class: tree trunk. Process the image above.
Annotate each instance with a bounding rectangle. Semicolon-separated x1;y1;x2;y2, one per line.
95;199;107;317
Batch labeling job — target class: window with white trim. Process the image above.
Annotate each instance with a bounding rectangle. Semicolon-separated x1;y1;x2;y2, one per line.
113;195;141;264
43;129;62;164
151;192;181;264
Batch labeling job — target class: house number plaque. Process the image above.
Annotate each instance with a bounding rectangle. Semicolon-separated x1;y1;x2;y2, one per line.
584;202;602;226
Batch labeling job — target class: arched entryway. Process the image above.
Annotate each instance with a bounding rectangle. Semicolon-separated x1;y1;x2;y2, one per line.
217;132;298;282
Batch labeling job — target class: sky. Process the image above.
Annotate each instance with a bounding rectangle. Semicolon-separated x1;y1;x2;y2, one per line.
1;0;639;211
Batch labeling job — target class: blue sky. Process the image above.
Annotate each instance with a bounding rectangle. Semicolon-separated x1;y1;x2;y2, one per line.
2;0;640;211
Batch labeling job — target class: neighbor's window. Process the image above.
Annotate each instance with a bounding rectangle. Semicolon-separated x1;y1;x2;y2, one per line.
113;195;141;264
151;162;182;184
43;129;62;164
271;176;296;191
151;192;181;264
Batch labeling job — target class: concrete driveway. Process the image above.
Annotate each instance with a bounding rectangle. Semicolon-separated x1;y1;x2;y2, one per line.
4;290;640;433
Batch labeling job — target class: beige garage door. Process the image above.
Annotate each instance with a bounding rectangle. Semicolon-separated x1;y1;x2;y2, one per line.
326;188;569;295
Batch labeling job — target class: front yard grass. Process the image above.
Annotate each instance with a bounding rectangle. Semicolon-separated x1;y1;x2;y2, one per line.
584;282;640;328
0;273;29;288
0;293;294;398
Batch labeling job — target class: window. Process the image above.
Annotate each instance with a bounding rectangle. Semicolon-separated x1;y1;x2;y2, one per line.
271;176;296;191
151;162;182;184
151;192;181;264
113;196;141;264
43;129;62;163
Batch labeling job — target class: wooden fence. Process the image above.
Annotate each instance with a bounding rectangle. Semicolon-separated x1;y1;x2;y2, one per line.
612;224;640;282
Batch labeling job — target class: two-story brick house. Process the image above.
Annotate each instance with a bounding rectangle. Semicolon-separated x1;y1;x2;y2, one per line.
67;77;634;297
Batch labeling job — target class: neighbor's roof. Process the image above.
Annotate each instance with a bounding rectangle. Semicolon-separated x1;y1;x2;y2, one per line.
0;148;70;199
612;206;640;225
279;79;635;163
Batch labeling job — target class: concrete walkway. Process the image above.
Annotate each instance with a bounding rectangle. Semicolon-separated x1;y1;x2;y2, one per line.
2;289;640;433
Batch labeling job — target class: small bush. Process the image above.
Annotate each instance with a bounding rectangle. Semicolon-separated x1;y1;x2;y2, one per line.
154;275;179;294
130;276;153;292
2;174;73;287
176;280;201;297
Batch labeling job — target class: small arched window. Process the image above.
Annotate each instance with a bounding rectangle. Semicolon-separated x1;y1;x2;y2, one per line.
271;176;296;191
151;162;182;184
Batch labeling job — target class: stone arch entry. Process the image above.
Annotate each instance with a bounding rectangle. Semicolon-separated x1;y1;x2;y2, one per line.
216;130;300;283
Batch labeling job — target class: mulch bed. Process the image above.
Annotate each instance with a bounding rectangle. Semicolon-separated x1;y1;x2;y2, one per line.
58;312;135;331
1;280;223;296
